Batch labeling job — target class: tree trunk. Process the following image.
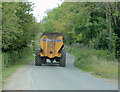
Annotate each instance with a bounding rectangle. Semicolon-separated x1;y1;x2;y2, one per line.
108;14;112;53
105;3;112;53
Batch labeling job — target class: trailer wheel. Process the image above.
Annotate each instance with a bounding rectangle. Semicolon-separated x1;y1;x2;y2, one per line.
56;58;60;62
42;58;46;64
35;50;42;66
59;50;66;67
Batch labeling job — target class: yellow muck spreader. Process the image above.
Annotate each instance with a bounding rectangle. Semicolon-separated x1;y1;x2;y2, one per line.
35;32;66;67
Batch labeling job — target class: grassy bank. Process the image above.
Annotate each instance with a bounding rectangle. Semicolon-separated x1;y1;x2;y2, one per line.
2;46;35;81
2;33;40;81
0;53;2;91
2;54;34;81
65;46;118;80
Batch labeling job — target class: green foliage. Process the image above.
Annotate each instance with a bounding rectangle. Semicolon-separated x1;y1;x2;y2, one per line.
2;2;39;52
92;30;109;50
2;51;34;80
42;2;120;57
2;2;41;67
2;46;34;67
66;46;118;79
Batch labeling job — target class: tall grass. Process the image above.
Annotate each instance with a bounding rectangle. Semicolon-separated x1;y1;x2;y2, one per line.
0;52;2;91
66;46;118;80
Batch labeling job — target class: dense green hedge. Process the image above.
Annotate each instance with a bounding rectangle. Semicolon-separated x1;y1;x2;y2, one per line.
2;46;34;67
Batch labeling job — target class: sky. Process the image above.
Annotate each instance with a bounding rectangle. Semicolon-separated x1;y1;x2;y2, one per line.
28;0;64;22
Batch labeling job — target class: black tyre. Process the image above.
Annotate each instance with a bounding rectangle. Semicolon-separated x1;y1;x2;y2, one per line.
35;50;42;66
59;50;66;67
56;58;60;62
42;58;46;64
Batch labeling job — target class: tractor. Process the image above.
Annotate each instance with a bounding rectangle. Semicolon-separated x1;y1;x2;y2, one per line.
35;32;66;67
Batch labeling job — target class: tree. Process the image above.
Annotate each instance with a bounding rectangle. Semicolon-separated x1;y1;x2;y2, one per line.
42;2;119;60
2;2;39;52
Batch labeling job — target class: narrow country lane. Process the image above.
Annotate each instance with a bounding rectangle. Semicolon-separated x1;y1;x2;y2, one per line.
3;53;118;90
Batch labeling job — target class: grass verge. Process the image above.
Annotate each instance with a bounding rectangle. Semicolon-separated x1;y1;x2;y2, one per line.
0;54;2;91
2;54;34;82
65;46;118;80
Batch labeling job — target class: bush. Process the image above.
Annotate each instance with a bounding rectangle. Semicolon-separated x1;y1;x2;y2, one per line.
92;30;116;51
2;46;33;67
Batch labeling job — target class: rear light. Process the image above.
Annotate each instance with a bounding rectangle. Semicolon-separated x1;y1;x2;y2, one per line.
40;52;43;55
58;53;61;55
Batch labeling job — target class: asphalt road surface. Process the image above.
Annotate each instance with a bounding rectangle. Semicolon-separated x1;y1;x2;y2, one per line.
3;53;118;90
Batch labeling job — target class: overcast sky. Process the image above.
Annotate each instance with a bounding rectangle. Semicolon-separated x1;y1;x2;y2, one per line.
28;0;64;22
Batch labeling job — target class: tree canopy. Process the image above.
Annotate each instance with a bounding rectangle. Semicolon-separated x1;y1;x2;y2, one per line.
2;2;40;52
42;2;120;58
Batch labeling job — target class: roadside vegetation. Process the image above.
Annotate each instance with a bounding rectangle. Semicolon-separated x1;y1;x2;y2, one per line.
42;2;120;60
65;45;118;79
41;2;120;80
2;47;34;80
2;2;40;80
1;1;120;85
